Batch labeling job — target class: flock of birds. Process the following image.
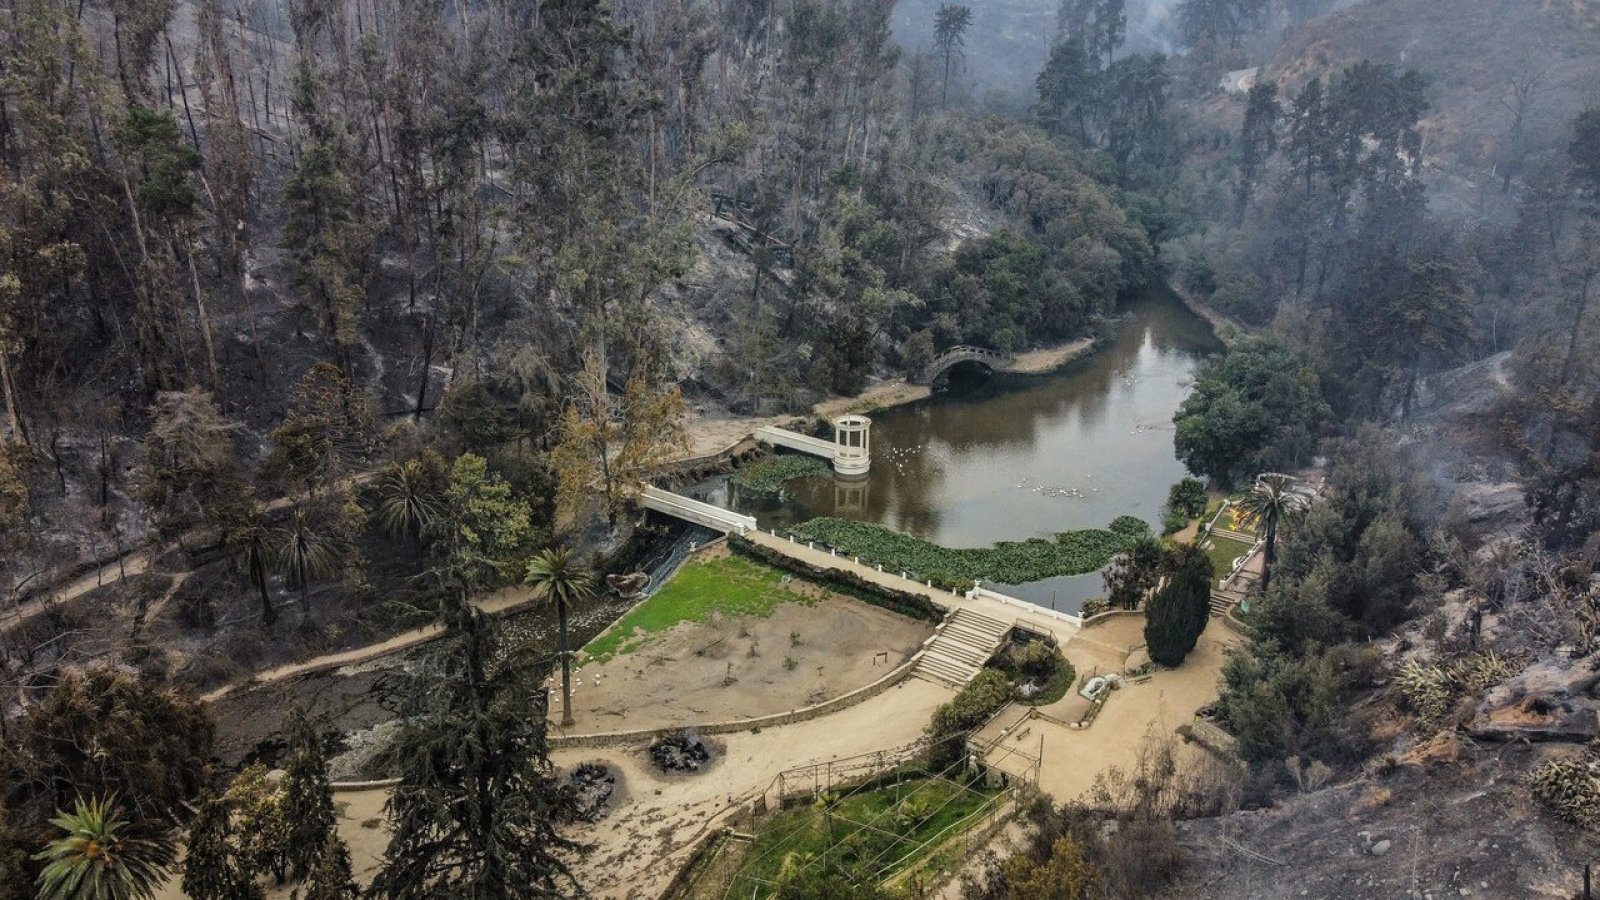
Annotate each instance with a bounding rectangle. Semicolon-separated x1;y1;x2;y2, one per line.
1015;474;1100;500
878;443;930;478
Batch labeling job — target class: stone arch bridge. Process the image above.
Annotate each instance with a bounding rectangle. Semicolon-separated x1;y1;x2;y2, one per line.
914;345;1017;385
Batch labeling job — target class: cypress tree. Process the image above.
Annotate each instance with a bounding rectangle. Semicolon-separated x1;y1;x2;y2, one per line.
281;708;338;881
1143;544;1215;666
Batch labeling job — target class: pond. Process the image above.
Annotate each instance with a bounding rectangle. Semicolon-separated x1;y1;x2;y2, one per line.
701;288;1223;614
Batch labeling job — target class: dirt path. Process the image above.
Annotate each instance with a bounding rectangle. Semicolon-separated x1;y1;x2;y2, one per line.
201;581;543;703
1;547;158;635
1007;337;1093;374
4;472;381;640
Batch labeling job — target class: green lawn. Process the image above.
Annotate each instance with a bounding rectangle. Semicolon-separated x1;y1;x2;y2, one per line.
580;554;814;663
1204;535;1255;578
727;776;1001;896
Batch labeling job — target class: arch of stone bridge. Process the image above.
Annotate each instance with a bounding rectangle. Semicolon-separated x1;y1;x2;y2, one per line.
915;345;1014;384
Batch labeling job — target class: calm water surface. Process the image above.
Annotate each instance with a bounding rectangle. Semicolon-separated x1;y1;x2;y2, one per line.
702;290;1222;612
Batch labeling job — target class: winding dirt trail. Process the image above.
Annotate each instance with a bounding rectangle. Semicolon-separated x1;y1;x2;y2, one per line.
200;581;544;703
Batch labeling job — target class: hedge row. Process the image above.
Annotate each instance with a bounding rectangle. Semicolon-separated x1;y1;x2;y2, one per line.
728;535;945;623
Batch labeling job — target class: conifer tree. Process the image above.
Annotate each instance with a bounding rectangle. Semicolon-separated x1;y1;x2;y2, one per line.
302;834;359;900
1143;544;1215;666
182;792;263;900
281;709;339;881
370;586;580;898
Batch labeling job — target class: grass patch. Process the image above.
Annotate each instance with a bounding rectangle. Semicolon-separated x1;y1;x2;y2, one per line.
732;455;830;494
790;516;1145;591
581;554;815;663
1203;535;1254;577
728;776;1001;896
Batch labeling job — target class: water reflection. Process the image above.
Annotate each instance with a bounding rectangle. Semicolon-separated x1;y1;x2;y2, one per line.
718;289;1221;612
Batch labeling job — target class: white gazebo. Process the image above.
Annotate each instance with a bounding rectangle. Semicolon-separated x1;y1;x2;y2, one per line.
831;415;871;476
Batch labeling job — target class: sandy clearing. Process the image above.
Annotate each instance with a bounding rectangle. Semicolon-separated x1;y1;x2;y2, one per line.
548;594;932;734
978;618;1239;805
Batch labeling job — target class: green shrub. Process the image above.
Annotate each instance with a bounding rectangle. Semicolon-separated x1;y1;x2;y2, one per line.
1012;640;1059;680
930;669;1014;737
1108;516;1152;539
1162;477;1208;533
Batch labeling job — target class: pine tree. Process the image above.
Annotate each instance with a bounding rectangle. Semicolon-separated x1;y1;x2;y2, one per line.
182;792;264;900
1143;544;1214;666
370;594;581;898
281;709;338;881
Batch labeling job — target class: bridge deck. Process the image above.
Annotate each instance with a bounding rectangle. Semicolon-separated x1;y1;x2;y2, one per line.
639;486;756;534
754;425;837;459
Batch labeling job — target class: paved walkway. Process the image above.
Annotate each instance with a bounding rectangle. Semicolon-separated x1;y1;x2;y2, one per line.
741;530;1082;644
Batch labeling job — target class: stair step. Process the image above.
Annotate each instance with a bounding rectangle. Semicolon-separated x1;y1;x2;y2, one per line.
951;609;1009;630
935;629;999;651
912;668;965;688
944;623;1006;644
940;614;992;637
914;657;974;686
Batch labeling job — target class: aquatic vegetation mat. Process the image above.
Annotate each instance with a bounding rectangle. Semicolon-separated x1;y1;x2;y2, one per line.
580;554;815;663
733;455;830;494
790;516;1146;590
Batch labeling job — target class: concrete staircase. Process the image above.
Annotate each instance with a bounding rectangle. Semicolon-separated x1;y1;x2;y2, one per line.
912;608;1012;688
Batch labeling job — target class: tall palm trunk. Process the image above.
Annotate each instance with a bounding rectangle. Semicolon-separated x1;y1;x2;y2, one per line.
297;557;312;622
253;555;276;625
1261;511;1278;596
558;598;574;726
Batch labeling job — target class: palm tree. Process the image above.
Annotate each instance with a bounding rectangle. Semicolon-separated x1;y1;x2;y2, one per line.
376;457;442;542
524;547;595;727
226;514;276;626
34;795;175;900
1232;473;1310;596
274;508;337;624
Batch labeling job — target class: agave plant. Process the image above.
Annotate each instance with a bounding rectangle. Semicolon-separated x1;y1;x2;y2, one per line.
34;795;175;900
